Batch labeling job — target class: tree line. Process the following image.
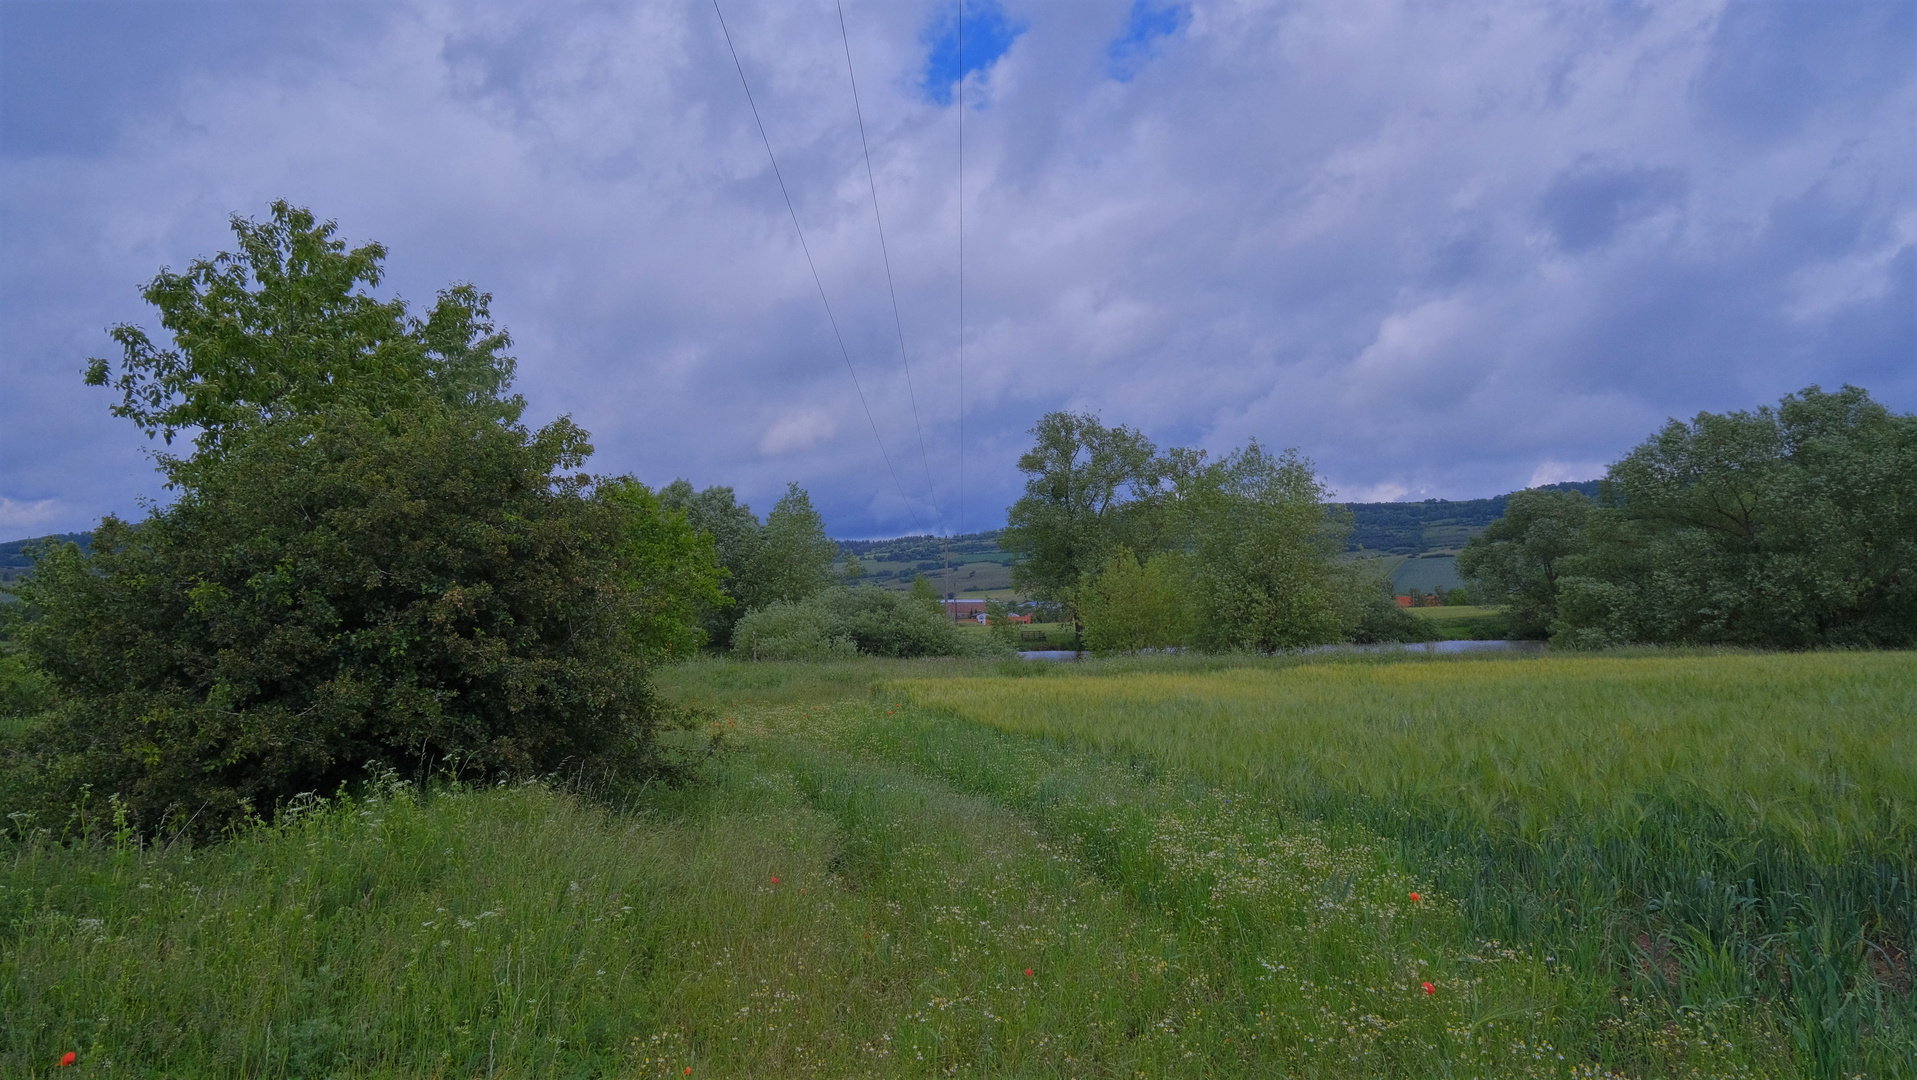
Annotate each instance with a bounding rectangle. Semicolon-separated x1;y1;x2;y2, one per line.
1460;385;1916;649
998;412;1425;653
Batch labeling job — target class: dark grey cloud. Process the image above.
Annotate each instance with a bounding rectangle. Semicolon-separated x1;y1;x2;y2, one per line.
2;0;1912;537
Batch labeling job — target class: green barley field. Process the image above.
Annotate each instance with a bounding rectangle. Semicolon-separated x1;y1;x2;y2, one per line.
4;651;1911;1077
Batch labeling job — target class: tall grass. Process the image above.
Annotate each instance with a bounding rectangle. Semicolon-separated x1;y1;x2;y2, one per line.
890;651;1917;1075
5;653;1899;1075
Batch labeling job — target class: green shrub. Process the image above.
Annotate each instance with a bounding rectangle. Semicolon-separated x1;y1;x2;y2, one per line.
729;599;859;662
731;586;1005;661
4;203;701;837
10;407;680;838
0;649;53;719
1345;584;1438;643
1079;547;1198;654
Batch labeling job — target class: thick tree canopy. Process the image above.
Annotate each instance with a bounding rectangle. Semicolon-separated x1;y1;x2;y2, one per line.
1462;386;1916;649
1002;411;1159;610
8;203;708;835
1002;413;1417;650
85;200;522;450
1456;490;1595;639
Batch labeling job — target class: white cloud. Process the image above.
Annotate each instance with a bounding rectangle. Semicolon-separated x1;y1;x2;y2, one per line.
2;0;1912;538
760;408;839;456
0;498;66;536
1527;461;1605;488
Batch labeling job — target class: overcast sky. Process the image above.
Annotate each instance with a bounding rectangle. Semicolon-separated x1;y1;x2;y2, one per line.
3;0;1912;539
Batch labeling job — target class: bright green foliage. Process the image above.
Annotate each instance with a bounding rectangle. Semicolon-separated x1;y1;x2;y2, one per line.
1078;547;1196;654
658;480;837;647
6;203;696;836
1456;488;1594;638
1001;411;1159;615
600;480;727;660
730;586;995;661
1003;416;1414;650
658;480;763;646
1183;443;1354;651
726;601;859;661
745;483;838;609
9;408;672;836
1554;385;1917;648
84;201;522;450
907;572;942;615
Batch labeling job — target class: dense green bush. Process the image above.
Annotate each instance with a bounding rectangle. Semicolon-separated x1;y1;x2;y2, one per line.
658;481;839;648
727;597;859;662
731;586;1003;661
1078;547;1195;654
1004;415;1435;651
1462;386;1917;649
2;203;707;836
1456;489;1594;638
0;650;52;721
1343;574;1438;644
9;406;683;837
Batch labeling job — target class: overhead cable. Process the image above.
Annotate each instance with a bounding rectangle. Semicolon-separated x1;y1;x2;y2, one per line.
835;0;945;536
957;3;966;539
712;0;926;535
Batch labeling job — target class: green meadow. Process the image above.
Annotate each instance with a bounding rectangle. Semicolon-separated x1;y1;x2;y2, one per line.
5;651;1911;1076
1406;604;1513;639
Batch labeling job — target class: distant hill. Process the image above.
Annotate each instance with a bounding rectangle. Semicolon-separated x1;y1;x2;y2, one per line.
830;480;1604;590
1340;480;1602;555
0;531;92;583
834;530;1013;595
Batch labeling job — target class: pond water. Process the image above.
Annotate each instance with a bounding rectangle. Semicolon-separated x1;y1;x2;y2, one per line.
1015;640;1546;661
1311;639;1547;655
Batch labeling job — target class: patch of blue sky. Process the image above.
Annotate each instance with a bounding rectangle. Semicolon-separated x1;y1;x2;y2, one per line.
920;0;1026;106
1106;1;1189;81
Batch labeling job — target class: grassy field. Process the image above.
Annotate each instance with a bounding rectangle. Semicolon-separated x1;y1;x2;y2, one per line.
1406;604;1513;639
4;651;1910;1076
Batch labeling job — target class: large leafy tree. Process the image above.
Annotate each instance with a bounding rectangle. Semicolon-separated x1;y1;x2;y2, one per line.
11;203;701;835
1184;443;1355;651
1001;411;1159;623
657;479;836;646
1553;385;1916;648
1002;414;1403;650
1456;489;1595;639
601;480;727;660
86;200;522;448
744;483;839;610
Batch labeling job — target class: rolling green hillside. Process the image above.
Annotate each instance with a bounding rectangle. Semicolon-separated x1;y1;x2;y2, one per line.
0;532;91;584
834;481;1599;595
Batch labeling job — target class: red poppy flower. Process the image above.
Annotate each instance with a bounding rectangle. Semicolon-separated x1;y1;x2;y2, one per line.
58;1053;76;1067
1409;892;1422;902
1025;968;1034;977
770;875;780;884
1422;982;1436;995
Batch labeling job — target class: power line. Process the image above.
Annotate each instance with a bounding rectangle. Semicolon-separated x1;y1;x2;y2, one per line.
957;2;966;540
835;0;944;535
711;0;925;535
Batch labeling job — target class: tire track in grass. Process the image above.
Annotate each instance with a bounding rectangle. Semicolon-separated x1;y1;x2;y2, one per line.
783;696;1793;1080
